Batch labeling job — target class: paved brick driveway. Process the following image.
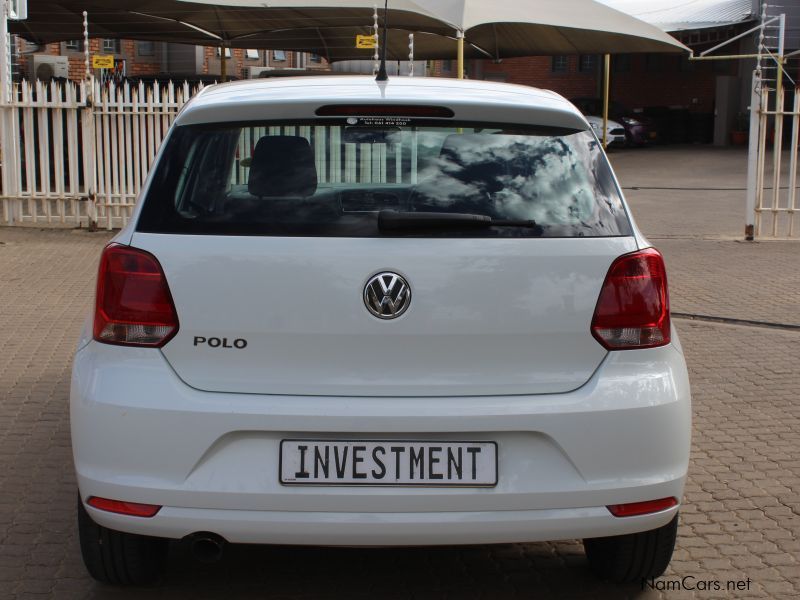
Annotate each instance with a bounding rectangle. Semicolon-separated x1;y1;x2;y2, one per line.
1;146;798;599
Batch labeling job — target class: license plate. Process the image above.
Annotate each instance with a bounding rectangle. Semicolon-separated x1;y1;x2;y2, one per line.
280;440;498;487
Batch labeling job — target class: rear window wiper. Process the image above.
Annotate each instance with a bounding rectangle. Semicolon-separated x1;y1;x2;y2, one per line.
378;210;541;233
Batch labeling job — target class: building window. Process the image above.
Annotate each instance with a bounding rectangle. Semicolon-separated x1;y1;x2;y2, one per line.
246;49;260;60
272;50;287;61
102;39;121;54
309;53;322;63
613;54;632;73
578;55;597;73
551;55;569;73
216;47;232;58
137;41;156;57
441;60;452;73
65;40;84;52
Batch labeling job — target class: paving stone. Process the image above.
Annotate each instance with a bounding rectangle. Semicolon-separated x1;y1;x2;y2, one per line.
1;145;799;598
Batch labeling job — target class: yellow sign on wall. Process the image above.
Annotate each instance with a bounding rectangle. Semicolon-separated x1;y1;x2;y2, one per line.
356;35;377;49
92;55;115;70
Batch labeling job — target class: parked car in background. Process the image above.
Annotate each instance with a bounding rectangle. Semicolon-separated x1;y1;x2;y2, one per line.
584;115;627;147
572;97;658;146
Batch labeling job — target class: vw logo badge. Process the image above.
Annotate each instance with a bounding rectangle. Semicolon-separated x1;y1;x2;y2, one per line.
364;272;411;320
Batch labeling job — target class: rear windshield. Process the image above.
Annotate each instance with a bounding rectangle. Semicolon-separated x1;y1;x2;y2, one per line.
137;119;631;237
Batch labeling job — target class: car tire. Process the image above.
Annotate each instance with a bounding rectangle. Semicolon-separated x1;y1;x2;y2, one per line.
583;514;678;583
77;496;168;586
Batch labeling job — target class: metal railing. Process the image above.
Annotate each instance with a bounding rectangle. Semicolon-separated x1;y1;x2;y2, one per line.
753;84;799;238
0;79;202;229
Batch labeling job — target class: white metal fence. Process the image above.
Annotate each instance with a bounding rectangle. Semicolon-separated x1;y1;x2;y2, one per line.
0;79;202;229
2;76;798;237
751;85;799;238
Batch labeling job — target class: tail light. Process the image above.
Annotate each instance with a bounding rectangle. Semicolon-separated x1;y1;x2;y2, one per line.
607;497;678;517
93;244;179;347
591;248;670;350
87;496;161;518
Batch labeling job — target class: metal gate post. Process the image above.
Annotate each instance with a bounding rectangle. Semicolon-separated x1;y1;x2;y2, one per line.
769;14;786;237
0;0;20;224
744;70;762;240
78;10;98;230
788;92;799;237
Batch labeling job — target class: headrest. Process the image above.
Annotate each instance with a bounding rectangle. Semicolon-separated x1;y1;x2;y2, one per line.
248;135;318;198
438;134;505;194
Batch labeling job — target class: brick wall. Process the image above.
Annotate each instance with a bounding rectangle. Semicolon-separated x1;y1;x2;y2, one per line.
431;43;741;114
14;38;163;81
13;38;329;82
475;56;600;100
120;40;161;78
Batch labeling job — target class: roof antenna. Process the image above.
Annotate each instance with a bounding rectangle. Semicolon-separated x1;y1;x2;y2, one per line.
375;0;390;82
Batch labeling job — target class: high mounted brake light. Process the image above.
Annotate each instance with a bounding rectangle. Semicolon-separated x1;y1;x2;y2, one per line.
591;248;670;350
315;105;454;118
93;244;179;347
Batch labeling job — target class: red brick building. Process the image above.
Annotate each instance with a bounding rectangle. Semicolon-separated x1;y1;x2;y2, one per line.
424;21;755;145
430;33;741;118
12;37;329;83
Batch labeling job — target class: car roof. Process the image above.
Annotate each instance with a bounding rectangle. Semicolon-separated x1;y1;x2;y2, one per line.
176;76;589;131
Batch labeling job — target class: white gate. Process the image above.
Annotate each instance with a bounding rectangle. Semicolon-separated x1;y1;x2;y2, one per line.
750;84;800;238
0;79;202;229
0;80;92;225
91;80;201;228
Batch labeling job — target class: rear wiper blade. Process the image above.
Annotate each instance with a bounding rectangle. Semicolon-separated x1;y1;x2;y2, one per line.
378;210;540;232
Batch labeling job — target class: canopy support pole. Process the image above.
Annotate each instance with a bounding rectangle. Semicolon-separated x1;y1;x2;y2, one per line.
457;30;464;79
220;43;227;82
0;0;10;104
602;54;610;149
82;11;90;82
408;33;414;77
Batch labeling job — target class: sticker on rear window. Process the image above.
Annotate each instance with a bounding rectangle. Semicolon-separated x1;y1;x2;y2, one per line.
346;116;412;127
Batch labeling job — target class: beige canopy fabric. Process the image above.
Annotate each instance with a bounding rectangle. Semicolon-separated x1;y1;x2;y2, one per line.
435;0;690;56
176;0;690;55
10;0;689;59
9;1;453;50
9;2;214;46
241;28;464;62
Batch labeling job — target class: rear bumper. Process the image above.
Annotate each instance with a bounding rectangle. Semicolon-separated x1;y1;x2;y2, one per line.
86;504;679;546
71;335;691;545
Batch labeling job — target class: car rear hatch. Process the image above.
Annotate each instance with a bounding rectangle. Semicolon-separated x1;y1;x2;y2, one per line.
129;87;636;397
131;234;635;396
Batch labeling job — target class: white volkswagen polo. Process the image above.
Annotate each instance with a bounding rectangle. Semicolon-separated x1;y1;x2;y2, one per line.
71;75;691;586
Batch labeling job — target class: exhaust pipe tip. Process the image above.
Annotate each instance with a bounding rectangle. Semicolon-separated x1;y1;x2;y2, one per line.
185;532;226;563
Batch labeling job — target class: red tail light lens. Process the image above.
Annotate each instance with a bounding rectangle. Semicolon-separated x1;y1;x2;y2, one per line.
607;497;678;517
93;244;179;347
87;496;161;518
591;248;670;350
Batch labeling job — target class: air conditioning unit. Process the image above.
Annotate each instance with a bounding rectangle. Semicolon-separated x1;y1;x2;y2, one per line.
29;55;70;82
246;66;274;79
